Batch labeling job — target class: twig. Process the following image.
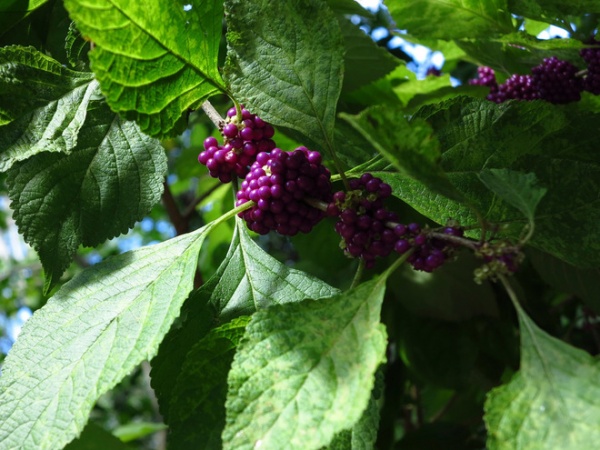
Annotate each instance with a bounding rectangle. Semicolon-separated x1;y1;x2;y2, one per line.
162;182;188;235
182;181;223;219
201;100;225;129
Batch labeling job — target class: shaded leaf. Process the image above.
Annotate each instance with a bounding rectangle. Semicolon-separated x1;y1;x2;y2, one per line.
64;0;225;138
64;422;133;450
222;277;388;450
340;105;466;203
479;168;547;225
485;301;600;449
0;224;213;450
0;46;96;169
6;102;167;288
167;317;250;450
224;0;344;154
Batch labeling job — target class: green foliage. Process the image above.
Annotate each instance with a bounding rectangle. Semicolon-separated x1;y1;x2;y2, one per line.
222;277;388;450
485;298;600;449
1;0;600;449
224;0;344;153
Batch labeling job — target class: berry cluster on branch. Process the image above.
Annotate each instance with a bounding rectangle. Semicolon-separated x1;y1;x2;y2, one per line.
470;43;600;104
198;104;525;280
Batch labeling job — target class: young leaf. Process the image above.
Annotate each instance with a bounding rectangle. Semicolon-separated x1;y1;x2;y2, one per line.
167;317;250;450
224;0;344;153
485;302;600;449
209;218;340;321
0;46;96;170
0;224;213;450
340;105;466;203
64;0;226;138
479;168;547;228
222;277;388;450
6;102;167;289
388;0;513;39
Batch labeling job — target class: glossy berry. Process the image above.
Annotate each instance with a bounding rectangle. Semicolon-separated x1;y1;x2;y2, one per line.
198;106;276;182
581;43;600;94
330;175;398;268
469;66;498;93
236;147;332;236
487;74;539;103
531;57;583;104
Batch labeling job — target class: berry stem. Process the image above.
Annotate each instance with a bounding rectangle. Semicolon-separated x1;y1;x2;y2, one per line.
350;259;365;289
303;197;329;211
427;231;479;250
201;100;225;128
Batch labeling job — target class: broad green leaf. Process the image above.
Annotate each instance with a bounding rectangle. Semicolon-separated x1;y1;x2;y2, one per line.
326;0;374;16
485;301;600;449
151;217;338;446
382;97;600;267
224;0;344;154
222;277;388;450
150;289;218;422
209;218;340;321
6;102;167;288
387;0;513;39
64;0;225;138
112;422;167;443
337;16;399;93
340;105;466;203
64;422;133;450
0;46;96;169
325;374;382;450
0;224;213;450
167;317;250;450
479;169;547;226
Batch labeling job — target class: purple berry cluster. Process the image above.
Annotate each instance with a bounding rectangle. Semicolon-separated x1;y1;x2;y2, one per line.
236;147;332;236
329;174;398;268
581;43;600;94
198;107;275;182
329;174;463;271
532;57;582;103
394;223;463;272
470;55;586;104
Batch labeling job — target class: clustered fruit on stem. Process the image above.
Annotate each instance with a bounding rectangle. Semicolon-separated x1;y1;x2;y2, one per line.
469;43;600;104
198;104;525;280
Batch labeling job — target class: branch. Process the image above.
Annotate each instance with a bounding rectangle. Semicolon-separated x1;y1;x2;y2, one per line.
162;182;188;235
201;100;225;129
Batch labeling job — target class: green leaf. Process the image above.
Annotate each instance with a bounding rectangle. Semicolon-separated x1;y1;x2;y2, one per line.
340;105;466;203
510;0;600;23
479;169;547;226
151;217;339;446
337;16;399;93
0;46;96;169
387;0;513;39
6;102;167;288
224;0;344;154
0;224;213;450
112;422;168;443
384;97;600;267
167;317;250;450
485;301;600;449
64;0;225;138
209;218;340;321
65;21;90;70
222;277;388;450
64;422;133;450
324;376;382;450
